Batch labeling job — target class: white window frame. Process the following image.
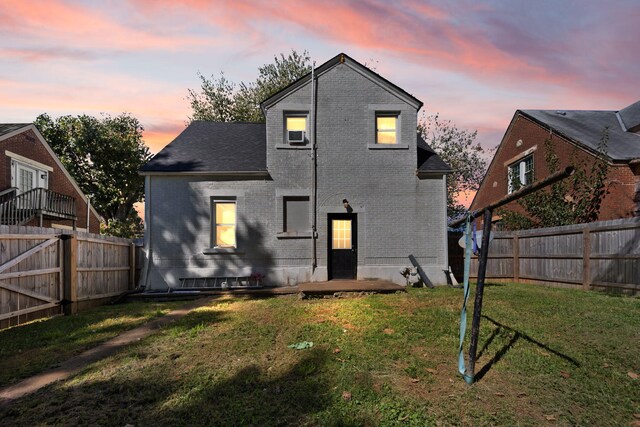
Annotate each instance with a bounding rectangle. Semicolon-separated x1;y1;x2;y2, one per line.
211;198;237;249
375;113;400;145
284;112;309;145
508;155;534;193
10;158;49;194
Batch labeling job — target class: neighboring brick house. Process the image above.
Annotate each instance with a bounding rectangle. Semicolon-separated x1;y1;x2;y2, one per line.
0;123;102;233
470;100;640;227
140;53;451;290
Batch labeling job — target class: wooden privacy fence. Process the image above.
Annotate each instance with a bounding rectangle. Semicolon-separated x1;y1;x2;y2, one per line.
451;218;640;294
0;225;138;329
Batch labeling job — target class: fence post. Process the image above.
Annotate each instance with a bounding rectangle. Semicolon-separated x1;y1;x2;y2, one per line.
129;242;136;290
62;233;78;315
582;228;591;290
513;234;519;282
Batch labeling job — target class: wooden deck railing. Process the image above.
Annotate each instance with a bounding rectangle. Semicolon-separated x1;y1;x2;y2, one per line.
0;188;76;225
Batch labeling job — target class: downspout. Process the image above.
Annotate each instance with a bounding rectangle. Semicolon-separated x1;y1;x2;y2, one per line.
311;61;318;272
140;175;152;289
86;197;90;232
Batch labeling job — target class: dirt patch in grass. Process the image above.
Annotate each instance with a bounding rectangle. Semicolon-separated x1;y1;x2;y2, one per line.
0;301;187;388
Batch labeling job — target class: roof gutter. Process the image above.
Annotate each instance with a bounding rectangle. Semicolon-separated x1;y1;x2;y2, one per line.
416;169;453;177
139;170;271;177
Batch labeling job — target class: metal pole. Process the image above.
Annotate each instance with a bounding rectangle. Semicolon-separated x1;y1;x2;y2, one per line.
466;208;493;380
310;61;318;271
449;166;575;228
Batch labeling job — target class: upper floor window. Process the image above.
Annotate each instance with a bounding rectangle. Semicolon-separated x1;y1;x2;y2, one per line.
10;157;49;195
508;155;534;193
376;113;398;144
285;113;308;145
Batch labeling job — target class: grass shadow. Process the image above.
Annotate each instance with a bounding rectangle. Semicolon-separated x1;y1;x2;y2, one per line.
0;348;331;426
474;315;580;382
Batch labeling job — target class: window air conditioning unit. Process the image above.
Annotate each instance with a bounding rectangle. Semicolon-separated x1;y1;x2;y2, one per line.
287;130;306;144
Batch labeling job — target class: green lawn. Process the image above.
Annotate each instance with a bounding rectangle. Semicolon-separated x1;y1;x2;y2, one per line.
1;284;638;426
0;300;186;388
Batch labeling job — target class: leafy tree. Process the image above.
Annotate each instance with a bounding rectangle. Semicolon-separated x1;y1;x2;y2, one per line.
35;113;151;237
188;50;312;123
418;113;488;218
499;130;610;230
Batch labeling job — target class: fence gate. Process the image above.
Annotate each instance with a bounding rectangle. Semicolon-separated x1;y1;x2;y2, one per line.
0;230;63;329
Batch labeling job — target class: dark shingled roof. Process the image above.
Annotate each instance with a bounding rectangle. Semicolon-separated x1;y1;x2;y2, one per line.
142;121;451;174
0;123;30;137
141;121;267;173
521;104;640;161
417;135;452;173
619;100;640;132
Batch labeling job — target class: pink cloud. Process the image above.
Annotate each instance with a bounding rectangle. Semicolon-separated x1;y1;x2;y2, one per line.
131;0;636;106
0;47;94;62
0;0;207;52
143;122;187;153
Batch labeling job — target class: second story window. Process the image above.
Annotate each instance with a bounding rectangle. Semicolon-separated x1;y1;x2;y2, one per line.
508;155;534;193
285;113;308;145
376;114;399;144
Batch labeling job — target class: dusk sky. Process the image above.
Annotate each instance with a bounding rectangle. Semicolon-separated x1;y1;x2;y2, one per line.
2;0;639;157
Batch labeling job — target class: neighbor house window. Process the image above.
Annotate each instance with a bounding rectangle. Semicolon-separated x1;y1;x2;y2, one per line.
10;158;49;195
508;155;534;193
376;114;398;144
283;196;309;232
285;113;308;144
212;199;236;247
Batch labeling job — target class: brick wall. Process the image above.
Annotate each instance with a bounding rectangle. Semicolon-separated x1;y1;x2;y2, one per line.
1;128;101;233
471;114;638;225
144;62;449;289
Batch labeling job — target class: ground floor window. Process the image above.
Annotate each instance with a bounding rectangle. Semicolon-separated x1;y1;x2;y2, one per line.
212;199;236;248
283;196;310;232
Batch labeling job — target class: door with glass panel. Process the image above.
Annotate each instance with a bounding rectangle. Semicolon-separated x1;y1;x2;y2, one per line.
328;213;357;280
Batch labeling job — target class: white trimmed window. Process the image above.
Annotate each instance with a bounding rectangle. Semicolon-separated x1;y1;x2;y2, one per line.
285;113;308;144
376;113;399;144
508;155;534;193
10;159;49;194
212;199;237;248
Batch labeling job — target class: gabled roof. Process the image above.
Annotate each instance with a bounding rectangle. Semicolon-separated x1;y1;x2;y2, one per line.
0;123;103;221
521;103;640;161
0;123;30;137
140;121;267;174
260;53;424;112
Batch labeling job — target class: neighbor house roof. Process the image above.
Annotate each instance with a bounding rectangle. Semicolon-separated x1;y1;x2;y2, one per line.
0;123;30;137
521;102;640;161
140;121;267;174
0;123;103;221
